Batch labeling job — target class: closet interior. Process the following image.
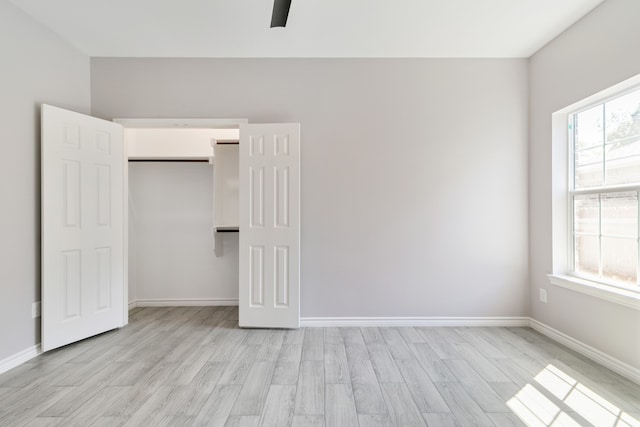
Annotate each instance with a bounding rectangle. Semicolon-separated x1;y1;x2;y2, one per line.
125;127;240;307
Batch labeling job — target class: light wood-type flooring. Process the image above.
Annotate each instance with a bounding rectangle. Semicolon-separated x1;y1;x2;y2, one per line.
0;307;638;426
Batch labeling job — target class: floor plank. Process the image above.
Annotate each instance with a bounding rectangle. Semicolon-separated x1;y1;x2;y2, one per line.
324;342;351;384
218;345;260;385
435;381;496;427
367;342;403;383
348;359;379;385
395;358;450;413
193;385;242;426
301;328;323;361
271;344;302;385
443;358;511;413
358;413;394;427
258;385;296;427
422;412;457;427
352;383;388;415
325;383;359;427
230;361;275;416
379;382;427;426
291;414;323;427
294;361;324;415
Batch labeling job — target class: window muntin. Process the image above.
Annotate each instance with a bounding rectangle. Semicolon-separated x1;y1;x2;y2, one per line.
570;88;640;290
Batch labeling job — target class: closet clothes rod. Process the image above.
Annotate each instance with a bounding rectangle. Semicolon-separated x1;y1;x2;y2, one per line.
128;159;209;162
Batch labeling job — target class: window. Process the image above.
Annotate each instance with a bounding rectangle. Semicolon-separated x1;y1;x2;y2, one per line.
569;87;640;292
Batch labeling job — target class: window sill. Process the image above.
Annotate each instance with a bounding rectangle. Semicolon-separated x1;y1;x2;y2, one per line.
547;274;640;311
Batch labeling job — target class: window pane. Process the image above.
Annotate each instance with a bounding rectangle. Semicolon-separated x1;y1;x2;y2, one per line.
605;141;640;185
606;139;640;160
602;237;638;285
574;195;599;234
575;163;603;188
575;105;604;150
601;192;638;238
605;89;640;186
575;235;599;276
605;89;640;145
575;146;603;166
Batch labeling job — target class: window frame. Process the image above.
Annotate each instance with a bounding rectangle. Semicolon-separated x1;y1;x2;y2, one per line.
548;75;640;311
567;86;640;293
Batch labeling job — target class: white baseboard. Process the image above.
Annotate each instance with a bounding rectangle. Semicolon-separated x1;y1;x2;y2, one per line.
529;318;640;385
132;298;239;308
0;345;42;375
299;316;530;327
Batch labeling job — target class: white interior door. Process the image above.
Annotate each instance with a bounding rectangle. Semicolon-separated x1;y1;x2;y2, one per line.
239;123;300;328
41;104;126;351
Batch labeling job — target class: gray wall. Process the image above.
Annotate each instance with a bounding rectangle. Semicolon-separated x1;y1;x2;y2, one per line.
128;162;238;303
92;58;529;318
0;0;90;361
529;0;640;369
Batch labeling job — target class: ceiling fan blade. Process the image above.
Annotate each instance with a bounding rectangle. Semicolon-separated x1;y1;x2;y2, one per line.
271;0;292;28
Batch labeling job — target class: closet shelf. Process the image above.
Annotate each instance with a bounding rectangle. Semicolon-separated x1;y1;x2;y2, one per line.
215;226;239;232
128;158;209;162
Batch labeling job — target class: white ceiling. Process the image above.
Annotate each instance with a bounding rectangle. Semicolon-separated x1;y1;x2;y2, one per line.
9;0;604;58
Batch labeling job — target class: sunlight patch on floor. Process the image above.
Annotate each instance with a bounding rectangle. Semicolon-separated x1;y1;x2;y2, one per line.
508;383;581;426
507;364;639;427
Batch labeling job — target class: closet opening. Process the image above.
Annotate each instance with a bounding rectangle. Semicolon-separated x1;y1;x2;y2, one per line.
119;120;245;309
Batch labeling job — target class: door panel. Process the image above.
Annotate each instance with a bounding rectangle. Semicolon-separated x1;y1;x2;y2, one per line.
41;104;125;351
239;124;300;328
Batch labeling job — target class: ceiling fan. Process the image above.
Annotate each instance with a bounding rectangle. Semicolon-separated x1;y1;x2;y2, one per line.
271;0;292;27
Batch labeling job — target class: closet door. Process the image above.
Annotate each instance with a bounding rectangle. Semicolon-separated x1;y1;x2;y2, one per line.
239;124;300;328
41;104;126;351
